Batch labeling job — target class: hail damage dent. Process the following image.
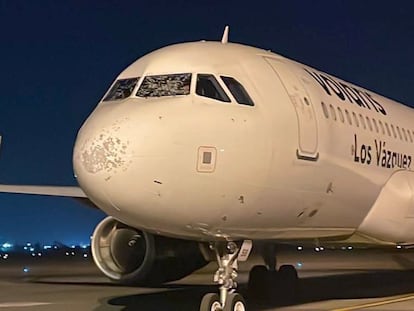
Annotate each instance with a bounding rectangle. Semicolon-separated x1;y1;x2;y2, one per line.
79;118;132;181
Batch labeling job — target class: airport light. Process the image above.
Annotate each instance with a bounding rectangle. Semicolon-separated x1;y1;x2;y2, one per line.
23;267;29;273
297;246;303;251
397;245;403;249
83;254;88;258
1;242;12;249
0;242;13;252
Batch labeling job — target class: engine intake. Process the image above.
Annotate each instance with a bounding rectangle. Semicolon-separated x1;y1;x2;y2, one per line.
91;216;208;285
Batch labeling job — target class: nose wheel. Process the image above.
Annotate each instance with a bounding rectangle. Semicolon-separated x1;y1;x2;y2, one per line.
223;293;246;311
199;241;250;311
200;293;221;311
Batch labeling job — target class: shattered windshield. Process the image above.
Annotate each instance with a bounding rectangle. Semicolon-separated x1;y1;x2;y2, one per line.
103;78;138;101
136;73;191;97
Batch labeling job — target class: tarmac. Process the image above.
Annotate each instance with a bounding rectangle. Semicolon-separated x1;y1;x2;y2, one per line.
2;248;414;310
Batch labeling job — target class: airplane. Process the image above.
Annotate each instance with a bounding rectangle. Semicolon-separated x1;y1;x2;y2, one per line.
1;26;414;310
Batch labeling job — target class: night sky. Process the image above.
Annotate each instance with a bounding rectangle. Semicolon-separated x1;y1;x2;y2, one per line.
0;1;413;245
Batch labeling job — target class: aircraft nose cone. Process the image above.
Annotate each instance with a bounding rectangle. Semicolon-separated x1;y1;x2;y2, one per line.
72;110;137;212
72;99;204;236
74;116;132;181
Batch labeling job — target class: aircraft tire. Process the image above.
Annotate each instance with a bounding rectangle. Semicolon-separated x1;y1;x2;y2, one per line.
247;265;269;300
223;293;246;311
277;264;298;302
200;293;221;311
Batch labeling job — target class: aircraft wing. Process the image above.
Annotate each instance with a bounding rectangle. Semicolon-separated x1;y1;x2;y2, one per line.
0;184;87;198
0;137;90;202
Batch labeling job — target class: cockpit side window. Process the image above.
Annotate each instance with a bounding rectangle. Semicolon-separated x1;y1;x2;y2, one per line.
196;74;230;102
221;76;254;106
136;73;191;97
103;78;138;101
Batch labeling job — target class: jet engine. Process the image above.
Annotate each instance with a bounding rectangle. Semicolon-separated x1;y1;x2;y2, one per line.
91;216;208;285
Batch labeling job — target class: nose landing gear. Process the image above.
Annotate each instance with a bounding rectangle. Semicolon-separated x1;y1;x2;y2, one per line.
199;241;251;311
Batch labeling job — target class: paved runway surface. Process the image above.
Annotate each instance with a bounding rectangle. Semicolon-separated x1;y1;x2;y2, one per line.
2;249;414;310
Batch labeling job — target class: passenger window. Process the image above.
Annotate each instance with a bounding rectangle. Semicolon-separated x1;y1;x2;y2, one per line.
396;126;402;140
322;102;329;118
408;130;413;143
103;77;139;101
402;128;408;141
345;110;352;125
337;107;344;123
221;76;254;106
329;104;337;121
366;117;373;131
352;112;359;127
359;114;366;129
391;124;397;138
196;74;230;102
385;122;391;136
378;120;385;135
372;119;379;133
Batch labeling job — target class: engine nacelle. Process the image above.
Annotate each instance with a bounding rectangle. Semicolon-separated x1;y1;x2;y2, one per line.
91;216;208;285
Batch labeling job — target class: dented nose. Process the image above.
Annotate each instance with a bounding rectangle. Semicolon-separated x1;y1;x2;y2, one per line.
74;118;132;180
72;99;203;236
72;102;175;225
72;109;136;211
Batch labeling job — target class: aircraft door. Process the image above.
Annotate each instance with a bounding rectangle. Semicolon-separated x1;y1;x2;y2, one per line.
265;58;319;161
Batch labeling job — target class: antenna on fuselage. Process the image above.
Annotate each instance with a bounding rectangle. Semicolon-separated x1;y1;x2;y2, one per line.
221;25;229;44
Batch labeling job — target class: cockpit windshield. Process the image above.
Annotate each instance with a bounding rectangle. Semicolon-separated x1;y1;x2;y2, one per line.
136;73;191;97
196;74;230;102
221;76;254;106
103;78;138;101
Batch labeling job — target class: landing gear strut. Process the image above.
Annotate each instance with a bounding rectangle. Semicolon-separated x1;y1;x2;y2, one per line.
200;241;250;311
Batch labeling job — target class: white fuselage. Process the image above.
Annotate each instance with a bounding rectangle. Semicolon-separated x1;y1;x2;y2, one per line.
72;41;414;245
